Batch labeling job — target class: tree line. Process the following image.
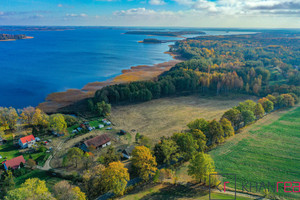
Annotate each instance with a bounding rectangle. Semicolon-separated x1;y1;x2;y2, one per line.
0;34;26;40
0;106;78;134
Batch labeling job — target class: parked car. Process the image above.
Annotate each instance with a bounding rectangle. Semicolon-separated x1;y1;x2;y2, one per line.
106;127;112;130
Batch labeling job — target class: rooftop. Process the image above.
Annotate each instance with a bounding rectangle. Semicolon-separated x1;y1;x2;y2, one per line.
19;135;35;144
3;155;26;169
84;134;111;148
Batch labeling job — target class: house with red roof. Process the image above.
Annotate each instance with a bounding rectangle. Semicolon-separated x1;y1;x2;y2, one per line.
19;135;36;148
2;155;26;171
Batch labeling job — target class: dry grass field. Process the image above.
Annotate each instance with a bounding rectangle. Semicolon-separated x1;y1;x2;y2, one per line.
109;94;257;141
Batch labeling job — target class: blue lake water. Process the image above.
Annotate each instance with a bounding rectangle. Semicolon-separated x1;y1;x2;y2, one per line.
0;27;255;108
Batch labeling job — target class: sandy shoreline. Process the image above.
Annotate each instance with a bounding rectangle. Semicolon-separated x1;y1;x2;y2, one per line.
38;52;182;113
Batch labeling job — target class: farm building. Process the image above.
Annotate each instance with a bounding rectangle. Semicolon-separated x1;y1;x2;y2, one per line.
2;155;26;171
81;134;111;152
122;145;135;159
19;135;36;148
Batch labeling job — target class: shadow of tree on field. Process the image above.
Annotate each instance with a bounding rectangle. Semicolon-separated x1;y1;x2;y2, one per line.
140;183;209;200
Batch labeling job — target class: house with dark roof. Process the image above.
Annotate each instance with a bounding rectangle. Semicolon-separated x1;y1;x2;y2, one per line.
19;135;36;148
122;145;135;159
81;134;111;152
2;155;26;171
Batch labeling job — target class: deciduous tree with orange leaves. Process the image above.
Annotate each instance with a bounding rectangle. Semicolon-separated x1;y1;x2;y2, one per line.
131;146;157;181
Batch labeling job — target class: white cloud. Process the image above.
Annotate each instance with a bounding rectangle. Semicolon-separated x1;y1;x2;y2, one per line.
149;0;166;5
112;8;181;25
171;0;300;16
66;13;88;17
114;8;156;15
193;0;217;12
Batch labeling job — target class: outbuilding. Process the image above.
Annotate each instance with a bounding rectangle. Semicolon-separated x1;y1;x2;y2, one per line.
81;134;111;152
2;155;26;171
122;145;135;159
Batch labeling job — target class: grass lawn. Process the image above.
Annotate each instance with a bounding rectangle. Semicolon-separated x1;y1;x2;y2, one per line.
67;124;78;134
15;169;64;192
210;106;300;199
89;119;103;127
0;140;20;161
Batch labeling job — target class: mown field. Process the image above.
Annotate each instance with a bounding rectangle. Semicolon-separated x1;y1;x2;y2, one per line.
210;105;300;199
110;94;257;141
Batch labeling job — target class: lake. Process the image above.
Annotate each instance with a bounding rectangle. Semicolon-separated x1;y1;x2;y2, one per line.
0;27;255;108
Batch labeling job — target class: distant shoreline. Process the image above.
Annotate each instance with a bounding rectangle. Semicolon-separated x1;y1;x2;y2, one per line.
38;51;182;113
0;36;34;42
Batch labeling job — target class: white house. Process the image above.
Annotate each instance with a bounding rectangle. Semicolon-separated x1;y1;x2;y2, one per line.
19;135;36;148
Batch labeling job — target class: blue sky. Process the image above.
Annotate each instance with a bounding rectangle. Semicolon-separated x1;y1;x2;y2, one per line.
1;0;300;28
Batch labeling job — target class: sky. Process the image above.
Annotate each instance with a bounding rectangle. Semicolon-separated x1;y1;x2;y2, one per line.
1;0;300;28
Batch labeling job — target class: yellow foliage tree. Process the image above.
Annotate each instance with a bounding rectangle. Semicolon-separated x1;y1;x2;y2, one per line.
20;106;35;125
5;178;55;200
101;161;129;196
53;180;86;200
32;108;49;127
72;187;86;200
131;146;157;181
49;113;67;132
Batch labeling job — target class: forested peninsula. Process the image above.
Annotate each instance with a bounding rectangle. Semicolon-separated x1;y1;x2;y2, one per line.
0;34;30;41
92;32;300;106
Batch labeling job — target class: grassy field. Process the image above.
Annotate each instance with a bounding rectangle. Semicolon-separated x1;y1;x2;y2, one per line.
110;94;257;141
118;160;254;200
118;183;253;200
210;105;300;199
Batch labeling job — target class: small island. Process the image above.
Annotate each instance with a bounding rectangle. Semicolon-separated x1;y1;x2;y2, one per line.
0;33;33;41
139;38;163;43
125;30;206;37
